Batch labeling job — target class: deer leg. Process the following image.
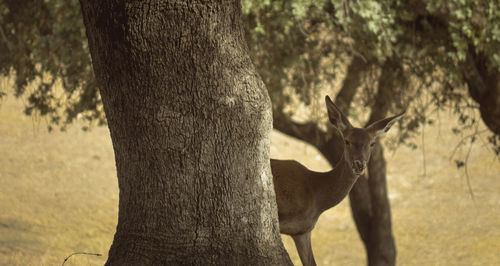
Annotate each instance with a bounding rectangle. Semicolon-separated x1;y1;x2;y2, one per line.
291;231;316;266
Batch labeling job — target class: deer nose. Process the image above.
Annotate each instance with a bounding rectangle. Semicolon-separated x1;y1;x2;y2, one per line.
353;160;365;172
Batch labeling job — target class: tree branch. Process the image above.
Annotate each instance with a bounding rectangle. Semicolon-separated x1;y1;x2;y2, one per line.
273;111;327;148
334;56;370;115
462;49;500;135
62;252;102;266
365;60;402;125
271;50;370;149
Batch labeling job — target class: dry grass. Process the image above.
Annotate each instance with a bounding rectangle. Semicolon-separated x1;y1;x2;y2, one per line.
0;97;116;265
1;95;499;265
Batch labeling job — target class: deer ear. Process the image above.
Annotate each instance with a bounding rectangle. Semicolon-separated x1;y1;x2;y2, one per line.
367;111;405;137
325;95;352;132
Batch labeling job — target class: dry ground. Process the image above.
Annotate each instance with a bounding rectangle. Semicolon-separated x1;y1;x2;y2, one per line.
1;95;499;265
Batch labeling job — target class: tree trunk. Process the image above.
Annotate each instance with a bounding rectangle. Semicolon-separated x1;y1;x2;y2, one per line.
349;142;396;266
348;61;399;266
79;0;291;265
463;49;500;136
334;55;369;114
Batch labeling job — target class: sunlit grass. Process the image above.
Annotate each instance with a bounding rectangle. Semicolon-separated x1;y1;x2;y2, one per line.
0;96;116;265
1;93;499;265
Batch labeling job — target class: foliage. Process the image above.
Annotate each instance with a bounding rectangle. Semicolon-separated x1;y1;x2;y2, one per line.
0;0;499;156
242;0;339;110
242;0;500;94
0;0;102;130
242;0;500;155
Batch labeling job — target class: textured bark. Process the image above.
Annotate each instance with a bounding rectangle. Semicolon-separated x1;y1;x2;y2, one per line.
79;1;291;265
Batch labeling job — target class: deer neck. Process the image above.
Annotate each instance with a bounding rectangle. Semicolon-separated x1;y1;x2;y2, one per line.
314;154;360;212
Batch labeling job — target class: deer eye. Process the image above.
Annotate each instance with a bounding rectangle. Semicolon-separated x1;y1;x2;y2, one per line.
345;140;350;145
370;142;375;147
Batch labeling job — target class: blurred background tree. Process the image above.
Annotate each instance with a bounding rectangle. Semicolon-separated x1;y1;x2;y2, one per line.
1;0;500;265
242;1;500;264
0;0;101;131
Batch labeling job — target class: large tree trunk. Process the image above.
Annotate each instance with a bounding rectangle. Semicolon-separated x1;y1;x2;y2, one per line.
79;1;291;265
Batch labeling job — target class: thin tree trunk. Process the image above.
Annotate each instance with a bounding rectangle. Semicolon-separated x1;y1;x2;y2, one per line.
349;142;395;266
80;0;291;265
348;61;400;266
367;142;395;265
463;49;500;135
334;56;369;114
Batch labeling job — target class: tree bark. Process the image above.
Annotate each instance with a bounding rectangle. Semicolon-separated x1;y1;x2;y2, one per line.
79;0;291;265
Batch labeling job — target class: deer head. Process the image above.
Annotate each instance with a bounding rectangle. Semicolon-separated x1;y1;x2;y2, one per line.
325;96;404;175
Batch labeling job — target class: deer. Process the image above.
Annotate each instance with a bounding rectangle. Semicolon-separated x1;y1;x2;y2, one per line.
271;95;404;266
